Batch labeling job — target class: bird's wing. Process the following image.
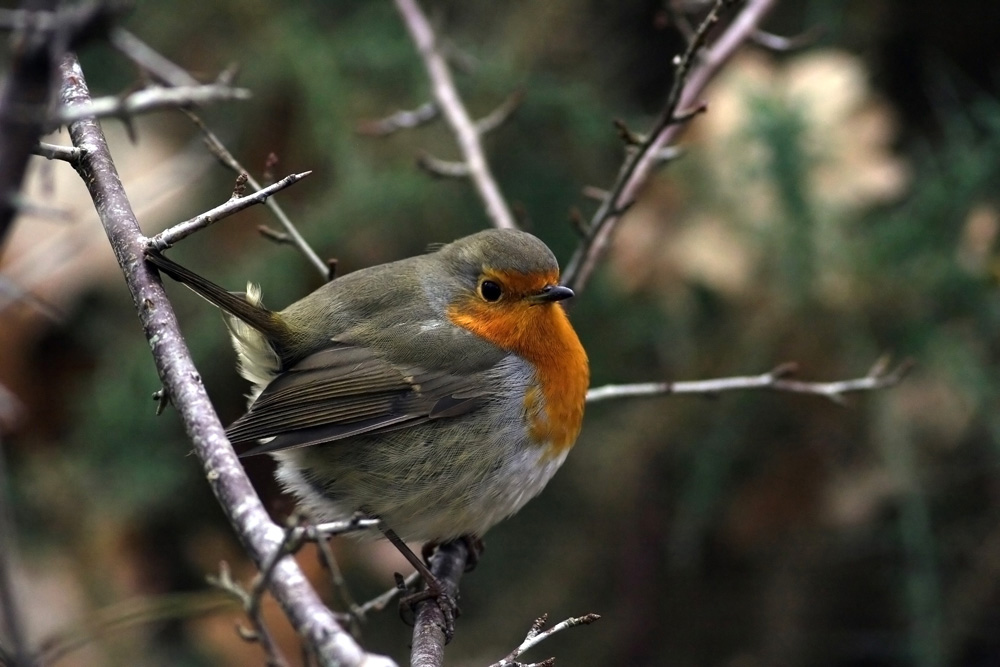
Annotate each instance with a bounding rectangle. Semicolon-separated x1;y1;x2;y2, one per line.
228;345;493;456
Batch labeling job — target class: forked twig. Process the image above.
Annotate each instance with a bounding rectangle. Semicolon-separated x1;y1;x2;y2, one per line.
489;613;602;667
394;0;517;230
147;170;312;250
563;0;778;293
183;111;331;281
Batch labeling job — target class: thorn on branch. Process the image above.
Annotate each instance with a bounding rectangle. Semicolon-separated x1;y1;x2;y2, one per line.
476;90;525;135
416;152;471;179
152;387;171;416
258;225;291;244
751;25;825;52
613;118;645;146
31;142;85;165
582;186;609;203
650;145;684;165
669;100;709;126
356;101;438;137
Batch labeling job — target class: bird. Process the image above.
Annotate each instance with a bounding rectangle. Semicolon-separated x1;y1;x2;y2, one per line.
145;228;589;625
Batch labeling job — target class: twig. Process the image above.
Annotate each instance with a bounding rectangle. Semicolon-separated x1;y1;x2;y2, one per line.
292;517;383;542
751;26;823;52
489;613;601;667
356;101;438;137
55;83;251;125
210;561;288;667
59;53;395;667
147;170;312;250
31;141;85;164
563;0;778;294
0;434;32;667
475;90;524;135
356;572;421;618
586;358;914;405
394;0;518;230
109;27;201;87
416;152;471;179
410;540;469;667
184;111;332;281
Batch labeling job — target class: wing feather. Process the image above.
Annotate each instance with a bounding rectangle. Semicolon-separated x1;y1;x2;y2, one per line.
228;344;491;455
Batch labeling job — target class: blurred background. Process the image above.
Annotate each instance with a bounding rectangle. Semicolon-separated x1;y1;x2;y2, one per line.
2;0;1000;665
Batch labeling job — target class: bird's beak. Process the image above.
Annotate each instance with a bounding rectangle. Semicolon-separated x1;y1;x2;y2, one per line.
528;284;575;304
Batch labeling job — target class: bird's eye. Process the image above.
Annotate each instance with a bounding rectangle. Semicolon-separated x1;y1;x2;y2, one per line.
479;280;503;302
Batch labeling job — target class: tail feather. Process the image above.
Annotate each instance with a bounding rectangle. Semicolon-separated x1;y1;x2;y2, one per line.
145;249;290;346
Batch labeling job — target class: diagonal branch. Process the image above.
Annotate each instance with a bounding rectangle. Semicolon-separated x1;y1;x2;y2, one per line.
563;0;778;293
147;170;312;250
394;0;517;230
58;52;395;667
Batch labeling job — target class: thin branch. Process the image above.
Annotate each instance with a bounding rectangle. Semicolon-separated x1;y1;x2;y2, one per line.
475;90;524;135
147;170;312;250
184;111;332;281
586;358;914;405
410;540;469;667
59;53;395;667
55;83;251;125
356;101;438;137
416;152;471;179
109;27;201;88
751;26;823;52
563;0;778;293
209;561;288;667
31;141;85;164
356;572;421;618
394;0;518;230
489;613;601;667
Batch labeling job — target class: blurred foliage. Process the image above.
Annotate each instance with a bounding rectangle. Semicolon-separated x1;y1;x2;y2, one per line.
3;0;1000;666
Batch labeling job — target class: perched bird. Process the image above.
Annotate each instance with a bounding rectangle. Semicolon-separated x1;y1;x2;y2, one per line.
146;229;588;617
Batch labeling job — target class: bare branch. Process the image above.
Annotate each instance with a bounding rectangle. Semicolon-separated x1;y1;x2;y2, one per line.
586;358;914;404
394;0;518;230
410;540;469;667
563;0;778;294
209;561;289;667
55;83;251;125
751;25;823;52
59;53;395;667
32;141;85;164
489;613;601;667
184;111;332;281
475;89;524;135
109;27;201;87
416;152;471;179
356;572;421;618
147;170;312;250
356;101;438;137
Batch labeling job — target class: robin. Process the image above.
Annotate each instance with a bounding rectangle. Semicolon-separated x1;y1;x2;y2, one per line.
146;228;589;626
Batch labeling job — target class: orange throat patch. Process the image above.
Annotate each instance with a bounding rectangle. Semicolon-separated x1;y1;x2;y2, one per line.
448;296;589;458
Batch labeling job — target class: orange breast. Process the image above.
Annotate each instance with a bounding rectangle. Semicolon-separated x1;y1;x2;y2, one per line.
448;298;589;457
